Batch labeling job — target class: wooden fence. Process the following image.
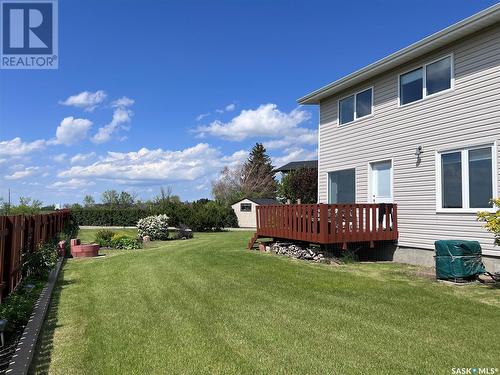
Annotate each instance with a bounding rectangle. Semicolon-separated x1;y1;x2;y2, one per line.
255;203;398;248
0;210;70;300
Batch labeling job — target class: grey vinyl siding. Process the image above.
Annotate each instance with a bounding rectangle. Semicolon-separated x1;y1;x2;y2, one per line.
318;25;500;255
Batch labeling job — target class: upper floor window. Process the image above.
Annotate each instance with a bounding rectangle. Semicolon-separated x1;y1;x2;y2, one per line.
399;55;453;106
338;87;372;125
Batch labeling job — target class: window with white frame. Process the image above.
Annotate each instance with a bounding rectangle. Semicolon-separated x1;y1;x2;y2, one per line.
400;55;452;106
338;88;372;125
437;145;496;210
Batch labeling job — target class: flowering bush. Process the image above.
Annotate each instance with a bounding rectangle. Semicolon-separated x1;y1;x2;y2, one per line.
137;214;170;240
477;198;500;246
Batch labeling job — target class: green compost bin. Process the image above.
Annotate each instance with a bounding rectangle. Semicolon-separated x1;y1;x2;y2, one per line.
434;240;485;280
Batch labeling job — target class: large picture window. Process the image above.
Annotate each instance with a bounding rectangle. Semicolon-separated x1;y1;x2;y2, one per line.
338;88;372;125
328;169;355;204
400;55;452;106
437;145;496;211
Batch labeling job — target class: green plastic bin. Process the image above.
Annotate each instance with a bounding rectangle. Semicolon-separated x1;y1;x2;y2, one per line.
434;240;485;280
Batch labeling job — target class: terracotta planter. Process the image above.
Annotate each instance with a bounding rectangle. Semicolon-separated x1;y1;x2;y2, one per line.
70;239;99;258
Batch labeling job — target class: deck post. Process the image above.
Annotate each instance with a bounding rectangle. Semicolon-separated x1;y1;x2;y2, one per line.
320;204;328;244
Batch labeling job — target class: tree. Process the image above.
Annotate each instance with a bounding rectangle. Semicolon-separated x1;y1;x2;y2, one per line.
83;195;95;207
211;166;245;206
118;191;136;206
241;143;277;198
9;196;43;214
101;190;119;205
278;168;318;204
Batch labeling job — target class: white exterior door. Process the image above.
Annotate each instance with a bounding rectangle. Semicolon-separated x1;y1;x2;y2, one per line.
370;160;393;203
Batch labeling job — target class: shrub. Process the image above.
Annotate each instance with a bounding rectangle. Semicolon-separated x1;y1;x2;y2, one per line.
137;214;170;240
62;212;80;240
71;207;152;226
22;242;58;280
111;234;142;250
477;198;500;245
0;280;44;335
94;229;115;247
174;224;193;240
190;201;238;231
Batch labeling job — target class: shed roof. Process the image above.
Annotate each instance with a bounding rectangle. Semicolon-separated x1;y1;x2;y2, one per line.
234;197;280;205
274;160;318;173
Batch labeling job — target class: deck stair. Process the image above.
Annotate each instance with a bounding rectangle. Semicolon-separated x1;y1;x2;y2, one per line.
247;233;259;249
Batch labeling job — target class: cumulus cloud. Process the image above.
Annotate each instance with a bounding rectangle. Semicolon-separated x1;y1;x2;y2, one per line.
4;166;39;180
272;147;318;167
49;178;95;190
58;143;233;183
196;104;311;141
49;117;93;146
0;137;45;157
111;96;134;108
59;90;107;111
70;152;96;164
263;130;318;150
92;97;134;144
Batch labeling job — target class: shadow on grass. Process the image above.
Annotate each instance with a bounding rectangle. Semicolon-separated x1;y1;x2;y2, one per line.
29;261;72;375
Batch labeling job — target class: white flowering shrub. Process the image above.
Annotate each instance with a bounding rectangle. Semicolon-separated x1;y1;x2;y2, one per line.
136;214;169;240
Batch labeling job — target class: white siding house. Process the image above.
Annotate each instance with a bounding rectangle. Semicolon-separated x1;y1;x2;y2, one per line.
298;5;500;270
232;198;280;228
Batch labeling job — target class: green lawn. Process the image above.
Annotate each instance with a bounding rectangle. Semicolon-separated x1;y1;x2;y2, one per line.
32;230;499;374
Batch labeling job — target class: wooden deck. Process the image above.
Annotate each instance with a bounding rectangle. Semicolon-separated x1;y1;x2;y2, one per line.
248;203;398;249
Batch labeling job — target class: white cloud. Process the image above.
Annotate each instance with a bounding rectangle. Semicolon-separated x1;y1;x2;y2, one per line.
59;90;107;111
196;113;210;121
92;108;132;143
49;178;95;190
49;117;93;146
70;152;96;164
92;98;134;144
58;143;230;183
225;103;236;112
196;104;311;141
272;147;318;167
264;130;318;150
4;166;39;180
111;96;135;108
53;153;67;163
0;137;45;157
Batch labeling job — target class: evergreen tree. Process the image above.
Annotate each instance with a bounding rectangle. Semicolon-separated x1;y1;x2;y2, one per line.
241;143;277;198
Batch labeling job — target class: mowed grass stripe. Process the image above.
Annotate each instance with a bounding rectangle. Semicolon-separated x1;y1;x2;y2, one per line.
32;231;500;374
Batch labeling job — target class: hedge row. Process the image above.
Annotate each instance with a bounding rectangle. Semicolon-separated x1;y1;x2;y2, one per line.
70;208;150;226
71;201;238;231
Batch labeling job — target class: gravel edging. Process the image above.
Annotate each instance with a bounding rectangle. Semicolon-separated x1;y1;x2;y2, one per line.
6;257;64;375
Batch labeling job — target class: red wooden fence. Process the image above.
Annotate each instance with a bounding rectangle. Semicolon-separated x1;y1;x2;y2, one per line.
256;204;398;247
0;210;70;300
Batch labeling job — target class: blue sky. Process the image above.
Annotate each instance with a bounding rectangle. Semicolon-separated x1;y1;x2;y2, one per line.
0;0;497;205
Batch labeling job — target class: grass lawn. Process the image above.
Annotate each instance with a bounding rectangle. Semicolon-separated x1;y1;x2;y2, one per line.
32;230;499;374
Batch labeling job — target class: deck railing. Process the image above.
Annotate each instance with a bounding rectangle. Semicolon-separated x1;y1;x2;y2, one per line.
256;203;398;246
